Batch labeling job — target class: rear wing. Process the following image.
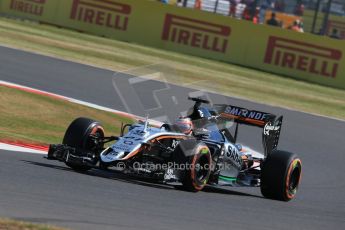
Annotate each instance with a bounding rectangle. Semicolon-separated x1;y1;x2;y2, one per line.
214;104;283;157
214;104;276;127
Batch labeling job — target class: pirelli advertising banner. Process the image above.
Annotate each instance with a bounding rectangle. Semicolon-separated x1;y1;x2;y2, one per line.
244;26;344;87
0;0;344;89
0;0;60;22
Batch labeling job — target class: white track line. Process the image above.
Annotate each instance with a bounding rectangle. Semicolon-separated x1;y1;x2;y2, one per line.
0;143;46;154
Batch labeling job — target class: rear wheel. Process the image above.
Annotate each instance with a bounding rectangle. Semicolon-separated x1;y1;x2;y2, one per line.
260;150;302;201
63;117;104;172
173;139;212;192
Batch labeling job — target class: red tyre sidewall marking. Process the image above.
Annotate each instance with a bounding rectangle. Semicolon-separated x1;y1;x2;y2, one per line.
285;158;302;199
190;146;211;190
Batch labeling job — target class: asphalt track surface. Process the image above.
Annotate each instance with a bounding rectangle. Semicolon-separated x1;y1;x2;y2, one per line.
1;46;345;230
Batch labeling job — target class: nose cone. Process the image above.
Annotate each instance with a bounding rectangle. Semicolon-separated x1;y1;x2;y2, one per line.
100;148;125;162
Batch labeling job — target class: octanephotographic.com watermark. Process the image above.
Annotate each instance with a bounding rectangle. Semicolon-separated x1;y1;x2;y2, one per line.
126;162;235;171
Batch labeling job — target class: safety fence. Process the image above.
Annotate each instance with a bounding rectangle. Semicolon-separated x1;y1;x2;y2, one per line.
1;0;344;89
168;0;345;36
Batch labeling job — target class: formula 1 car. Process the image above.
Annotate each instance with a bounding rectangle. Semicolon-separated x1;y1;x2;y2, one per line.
47;97;302;201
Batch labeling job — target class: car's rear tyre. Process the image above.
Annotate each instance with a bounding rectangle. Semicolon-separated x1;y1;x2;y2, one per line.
173;139;212;192
63;117;104;172
260;150;302;201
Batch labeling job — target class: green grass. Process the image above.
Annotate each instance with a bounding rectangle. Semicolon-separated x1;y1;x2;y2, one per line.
0;86;133;144
0;218;67;230
0;17;344;119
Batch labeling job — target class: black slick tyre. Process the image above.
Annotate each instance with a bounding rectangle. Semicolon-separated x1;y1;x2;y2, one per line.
173;139;212;192
260;150;302;201
63;117;104;172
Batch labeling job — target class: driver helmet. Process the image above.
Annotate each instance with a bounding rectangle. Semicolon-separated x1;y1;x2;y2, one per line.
174;117;193;135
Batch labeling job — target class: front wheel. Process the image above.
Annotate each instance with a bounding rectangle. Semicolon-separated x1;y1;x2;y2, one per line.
63;117;105;172
173;139;212;192
260;150;302;201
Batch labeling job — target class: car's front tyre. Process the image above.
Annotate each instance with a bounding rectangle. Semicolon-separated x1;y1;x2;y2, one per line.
63;117;104;172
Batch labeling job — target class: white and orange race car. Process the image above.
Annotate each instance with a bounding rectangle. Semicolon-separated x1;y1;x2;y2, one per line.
47;97;302;201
